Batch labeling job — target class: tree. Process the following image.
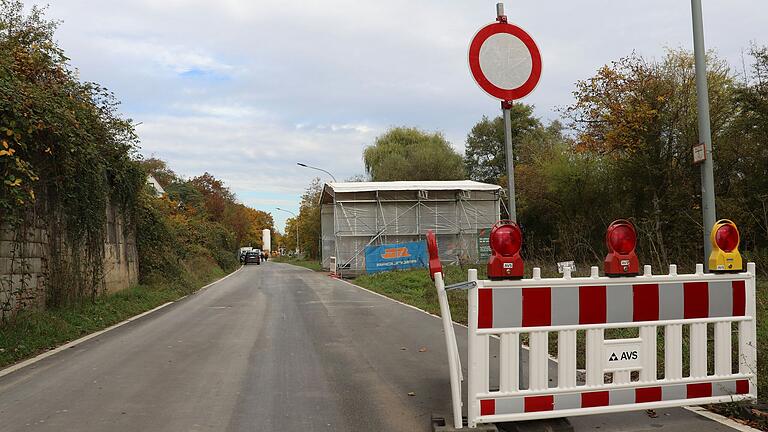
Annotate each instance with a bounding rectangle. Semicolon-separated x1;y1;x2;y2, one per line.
189;172;236;221
363;127;465;181
282;178;323;258
564;50;737;267
718;45;768;256
464;104;540;184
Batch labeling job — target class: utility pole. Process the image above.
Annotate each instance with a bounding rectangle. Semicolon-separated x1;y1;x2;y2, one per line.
497;2;517;222
691;0;717;266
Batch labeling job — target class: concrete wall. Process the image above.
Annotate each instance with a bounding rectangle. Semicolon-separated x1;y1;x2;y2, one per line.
0;205;138;319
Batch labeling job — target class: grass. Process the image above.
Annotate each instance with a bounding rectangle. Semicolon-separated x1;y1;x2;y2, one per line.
0;262;230;369
272;256;323;271
355;266;473;325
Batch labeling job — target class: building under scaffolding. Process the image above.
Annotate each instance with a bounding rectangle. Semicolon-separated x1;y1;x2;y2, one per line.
320;181;502;274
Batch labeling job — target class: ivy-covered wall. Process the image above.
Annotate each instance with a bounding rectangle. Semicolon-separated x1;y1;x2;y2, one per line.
0;203;138;320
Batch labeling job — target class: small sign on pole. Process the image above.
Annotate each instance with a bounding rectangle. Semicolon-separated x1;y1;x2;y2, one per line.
557;260;575;274
693;143;706;165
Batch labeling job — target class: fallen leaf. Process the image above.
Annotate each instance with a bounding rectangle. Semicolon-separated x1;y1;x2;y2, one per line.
407;392;415;397
400;347;407;351
646;409;658;418
418;347;427;352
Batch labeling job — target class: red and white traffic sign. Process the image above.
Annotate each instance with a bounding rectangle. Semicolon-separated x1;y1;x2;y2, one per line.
468;22;542;101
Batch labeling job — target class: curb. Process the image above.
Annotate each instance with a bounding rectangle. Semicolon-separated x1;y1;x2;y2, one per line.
0;265;244;379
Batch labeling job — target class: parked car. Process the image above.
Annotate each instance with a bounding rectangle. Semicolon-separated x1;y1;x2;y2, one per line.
244;251;261;265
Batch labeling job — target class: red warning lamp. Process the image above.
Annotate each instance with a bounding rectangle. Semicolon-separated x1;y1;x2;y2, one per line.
487;220;524;280
709;219;743;272
715;224;739;252
426;230;443;280
604;219;639;276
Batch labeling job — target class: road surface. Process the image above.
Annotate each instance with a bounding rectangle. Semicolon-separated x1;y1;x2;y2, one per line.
0;263;744;431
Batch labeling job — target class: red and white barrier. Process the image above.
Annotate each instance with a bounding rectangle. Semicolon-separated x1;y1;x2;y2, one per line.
434;263;757;428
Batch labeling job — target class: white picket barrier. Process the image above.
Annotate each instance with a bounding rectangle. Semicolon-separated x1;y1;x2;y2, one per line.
435;263;757;428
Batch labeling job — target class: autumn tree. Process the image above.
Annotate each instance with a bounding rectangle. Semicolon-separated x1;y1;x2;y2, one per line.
363;127;465;181
189;172;236;221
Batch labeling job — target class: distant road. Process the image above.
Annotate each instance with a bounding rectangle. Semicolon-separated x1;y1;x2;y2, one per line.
0;263;743;431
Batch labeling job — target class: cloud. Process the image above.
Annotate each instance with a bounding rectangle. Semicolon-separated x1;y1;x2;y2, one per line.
29;0;768;230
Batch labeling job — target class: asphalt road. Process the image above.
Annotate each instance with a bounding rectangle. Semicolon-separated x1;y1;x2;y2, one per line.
0;263;743;431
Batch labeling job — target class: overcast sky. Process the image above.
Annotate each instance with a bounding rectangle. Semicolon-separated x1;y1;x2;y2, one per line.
30;1;767;231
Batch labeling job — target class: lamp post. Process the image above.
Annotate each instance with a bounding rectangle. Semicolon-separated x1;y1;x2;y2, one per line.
276;207;300;255
297;162;337;182
691;0;717;267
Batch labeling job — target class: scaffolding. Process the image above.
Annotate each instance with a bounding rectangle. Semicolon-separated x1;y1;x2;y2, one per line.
320;181;502;274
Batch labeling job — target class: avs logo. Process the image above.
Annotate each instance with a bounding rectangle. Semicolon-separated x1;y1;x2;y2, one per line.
382;247;411;259
609;351;638;362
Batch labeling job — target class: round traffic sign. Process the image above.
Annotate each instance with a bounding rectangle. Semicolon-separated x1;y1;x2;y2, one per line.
468;22;542;101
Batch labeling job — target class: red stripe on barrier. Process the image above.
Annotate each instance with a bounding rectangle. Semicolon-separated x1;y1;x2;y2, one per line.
524;395;554;412
633;284;659;322
635;386;662;403
478;288;494;329
581;391;609;408
687;382;712;398
684;282;709;319
733;280;746;316
522;288;551;326
480;399;495;415
579;285;606;324
736;380;750;394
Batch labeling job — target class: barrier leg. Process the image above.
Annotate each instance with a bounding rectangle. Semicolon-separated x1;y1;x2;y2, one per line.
665;324;683;380
500;333;519;392
586;329;604;386
714;321;731;376
529;332;549;390
558;330;577;389
690;323;708;378
467;269;484;428
639;326;657;381
435;272;463;429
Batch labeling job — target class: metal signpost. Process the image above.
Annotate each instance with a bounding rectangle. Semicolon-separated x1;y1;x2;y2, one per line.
691;0;717;266
468;3;541;221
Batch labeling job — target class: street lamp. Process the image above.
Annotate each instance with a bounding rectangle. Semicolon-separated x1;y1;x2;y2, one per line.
276;207;300;255
297;162;337;182
691;0;717;267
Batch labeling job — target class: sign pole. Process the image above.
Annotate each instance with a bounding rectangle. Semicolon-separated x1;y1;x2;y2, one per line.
469;2;540;224
502;101;517;222
691;0;717;267
496;3;517;222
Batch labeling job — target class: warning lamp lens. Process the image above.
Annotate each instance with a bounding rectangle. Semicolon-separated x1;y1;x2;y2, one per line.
715;224;739;252
608;225;636;254
490;224;522;256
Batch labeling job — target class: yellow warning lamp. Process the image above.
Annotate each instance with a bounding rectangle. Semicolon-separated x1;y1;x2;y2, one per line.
708;219;743;273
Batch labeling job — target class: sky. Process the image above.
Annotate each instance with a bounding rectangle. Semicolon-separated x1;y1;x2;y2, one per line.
28;0;767;232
